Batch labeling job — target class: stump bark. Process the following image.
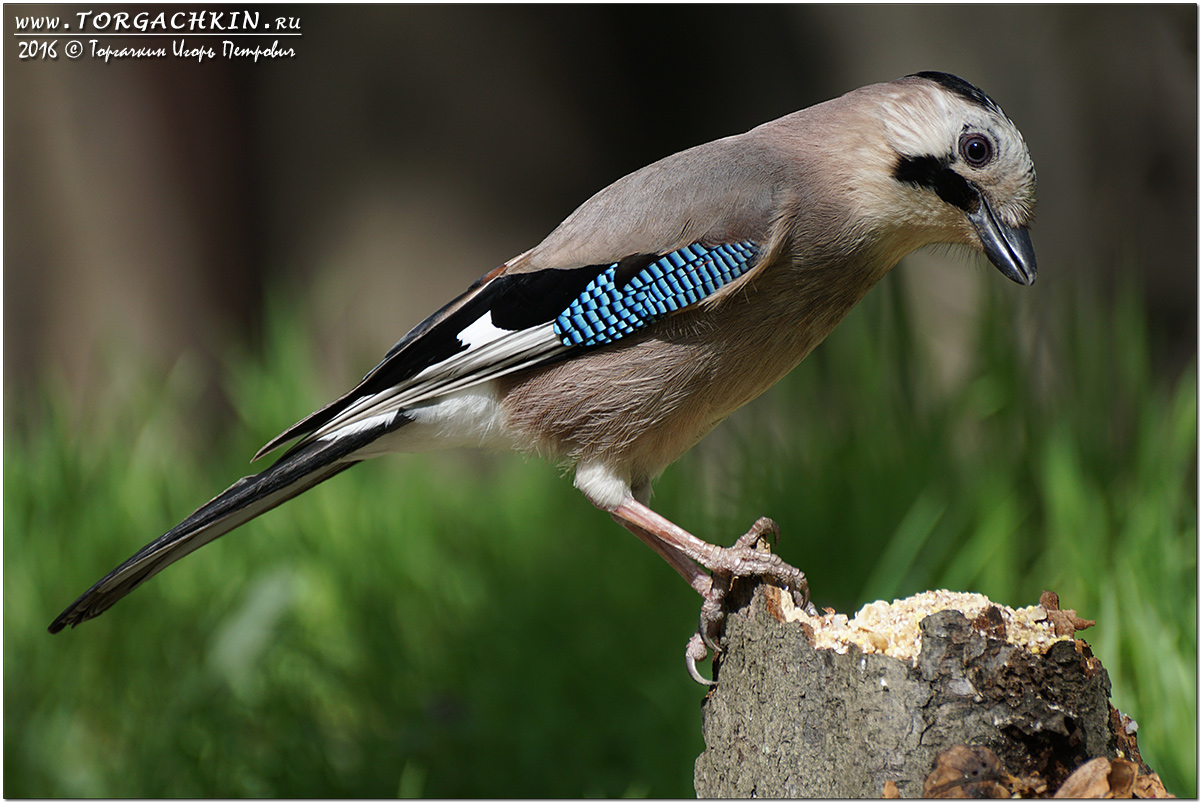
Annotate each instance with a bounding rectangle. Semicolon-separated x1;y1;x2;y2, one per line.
693;580;1148;798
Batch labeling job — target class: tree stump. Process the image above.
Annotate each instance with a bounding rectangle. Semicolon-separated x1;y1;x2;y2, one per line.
694;581;1163;798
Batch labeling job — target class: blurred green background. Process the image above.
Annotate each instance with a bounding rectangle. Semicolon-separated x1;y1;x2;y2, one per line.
6;5;1196;798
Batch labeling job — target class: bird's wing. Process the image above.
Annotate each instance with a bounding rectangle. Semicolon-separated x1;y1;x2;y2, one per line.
257;129;794;458
257;239;768;458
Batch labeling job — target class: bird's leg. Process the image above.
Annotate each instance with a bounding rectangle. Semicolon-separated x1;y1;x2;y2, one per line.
607;511;720;684
608;496;814;684
612;496;810;601
609;511;714;597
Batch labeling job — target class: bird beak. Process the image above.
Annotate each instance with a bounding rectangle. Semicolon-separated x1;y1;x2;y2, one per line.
968;195;1037;286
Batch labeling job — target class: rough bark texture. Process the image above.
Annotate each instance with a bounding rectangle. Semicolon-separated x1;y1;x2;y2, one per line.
693;581;1121;798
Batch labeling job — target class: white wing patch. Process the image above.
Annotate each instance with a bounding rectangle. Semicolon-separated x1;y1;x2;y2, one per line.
457;311;508;349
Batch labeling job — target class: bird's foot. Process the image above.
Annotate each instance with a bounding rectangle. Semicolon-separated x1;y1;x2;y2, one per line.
607;498;815;684
684;517;816;685
703;516;811;612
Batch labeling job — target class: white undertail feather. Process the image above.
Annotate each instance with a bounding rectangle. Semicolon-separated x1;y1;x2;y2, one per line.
350;385;519;458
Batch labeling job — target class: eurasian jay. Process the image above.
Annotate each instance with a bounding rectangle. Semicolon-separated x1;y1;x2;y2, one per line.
49;72;1037;683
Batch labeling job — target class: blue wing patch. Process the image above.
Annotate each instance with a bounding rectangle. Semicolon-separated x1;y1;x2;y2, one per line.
554;241;761;347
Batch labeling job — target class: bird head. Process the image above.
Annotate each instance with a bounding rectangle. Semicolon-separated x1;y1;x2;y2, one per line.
869;71;1038;285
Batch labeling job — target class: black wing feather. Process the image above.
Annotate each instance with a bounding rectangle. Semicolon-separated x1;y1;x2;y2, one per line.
255;263;609;458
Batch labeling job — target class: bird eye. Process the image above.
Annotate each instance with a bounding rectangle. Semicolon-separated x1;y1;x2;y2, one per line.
959;133;993;168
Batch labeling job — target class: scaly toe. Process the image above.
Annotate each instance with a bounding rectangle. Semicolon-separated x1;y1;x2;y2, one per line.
734;516;780;549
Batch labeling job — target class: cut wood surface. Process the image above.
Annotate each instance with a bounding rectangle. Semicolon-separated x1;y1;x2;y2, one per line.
693;581;1168;798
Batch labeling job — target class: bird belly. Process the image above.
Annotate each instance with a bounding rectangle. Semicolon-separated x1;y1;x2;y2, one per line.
496;320;808;488
495;260;887;489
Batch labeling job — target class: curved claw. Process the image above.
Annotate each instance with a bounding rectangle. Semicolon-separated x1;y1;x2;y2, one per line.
792;584;818;616
698;598;724;653
686;632;715;686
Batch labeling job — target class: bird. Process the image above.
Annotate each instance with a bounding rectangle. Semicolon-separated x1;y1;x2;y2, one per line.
48;72;1037;683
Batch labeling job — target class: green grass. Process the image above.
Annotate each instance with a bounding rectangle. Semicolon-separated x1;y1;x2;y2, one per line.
6;276;1195;797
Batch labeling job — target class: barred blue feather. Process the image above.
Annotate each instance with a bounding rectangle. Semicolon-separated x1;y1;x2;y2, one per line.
554;242;761;347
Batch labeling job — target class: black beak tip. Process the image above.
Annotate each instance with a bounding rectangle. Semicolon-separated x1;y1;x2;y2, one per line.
1001;258;1037;287
967;195;1037;287
998;226;1037;286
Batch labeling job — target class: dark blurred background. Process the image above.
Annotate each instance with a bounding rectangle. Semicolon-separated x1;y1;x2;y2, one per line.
7;5;1196;409
5;4;1196;798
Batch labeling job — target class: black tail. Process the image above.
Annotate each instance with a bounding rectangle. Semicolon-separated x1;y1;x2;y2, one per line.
48;423;399;633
